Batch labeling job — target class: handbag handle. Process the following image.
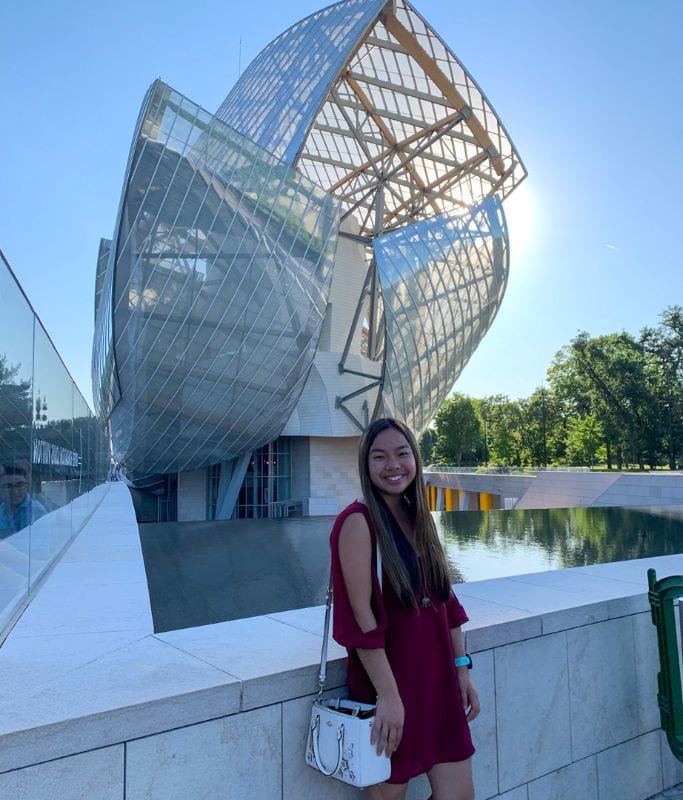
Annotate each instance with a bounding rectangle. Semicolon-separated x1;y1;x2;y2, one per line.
317;538;382;694
310;713;345;776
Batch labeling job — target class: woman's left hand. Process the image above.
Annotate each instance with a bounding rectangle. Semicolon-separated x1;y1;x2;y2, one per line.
457;669;480;722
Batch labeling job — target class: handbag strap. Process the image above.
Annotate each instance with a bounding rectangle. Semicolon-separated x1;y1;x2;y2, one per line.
317;539;382;695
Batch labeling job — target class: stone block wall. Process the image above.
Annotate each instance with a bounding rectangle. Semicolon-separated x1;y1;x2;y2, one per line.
2;595;681;799
176;467;207;521
307;435;361;513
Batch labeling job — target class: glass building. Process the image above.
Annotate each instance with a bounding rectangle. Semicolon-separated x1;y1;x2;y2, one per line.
93;0;526;520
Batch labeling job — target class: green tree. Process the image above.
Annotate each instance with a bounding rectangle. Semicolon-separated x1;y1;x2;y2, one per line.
519;386;567;466
0;354;33;465
640;306;683;469
427;305;681;471
419;428;437;466
431;394;482;466
565;414;605;467
548;332;657;469
481;395;524;466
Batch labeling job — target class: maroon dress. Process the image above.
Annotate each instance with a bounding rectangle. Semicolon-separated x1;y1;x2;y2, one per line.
330;501;475;785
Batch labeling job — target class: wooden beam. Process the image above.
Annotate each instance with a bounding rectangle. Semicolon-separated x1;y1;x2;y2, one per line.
346;70;453;110
345;74;442;216
328;109;463;192
378;151;487;224
382;11;505;176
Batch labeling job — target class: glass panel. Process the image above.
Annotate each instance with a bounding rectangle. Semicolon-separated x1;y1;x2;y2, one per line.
374;197;508;436
232;437;293;519
0;259;34;627
0;251;109;635
216;0;386;163
99;81;341;477
30;325;74;587
71;390;94;530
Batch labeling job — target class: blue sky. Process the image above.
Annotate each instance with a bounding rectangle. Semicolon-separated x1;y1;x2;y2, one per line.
1;0;681;409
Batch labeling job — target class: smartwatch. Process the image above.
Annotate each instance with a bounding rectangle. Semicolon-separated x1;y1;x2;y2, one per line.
454;654;473;669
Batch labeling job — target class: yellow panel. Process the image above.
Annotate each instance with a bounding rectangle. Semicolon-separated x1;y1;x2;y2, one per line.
480;492;493;510
445;488;454;512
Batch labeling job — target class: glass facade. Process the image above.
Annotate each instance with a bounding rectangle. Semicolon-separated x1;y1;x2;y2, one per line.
216;0;386;164
93;0;527;515
207;438;294;519
1;250;108;635
234;438;294;519
375;196;508;434
292;0;526;235
94;81;341;476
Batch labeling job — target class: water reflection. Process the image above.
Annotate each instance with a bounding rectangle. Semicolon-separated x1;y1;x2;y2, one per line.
437;508;683;582
139;518;332;632
140;507;683;631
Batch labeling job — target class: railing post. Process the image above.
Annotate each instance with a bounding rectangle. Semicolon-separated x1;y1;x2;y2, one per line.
649;569;683;762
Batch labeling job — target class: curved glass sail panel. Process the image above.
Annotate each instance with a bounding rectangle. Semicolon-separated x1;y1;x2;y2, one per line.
93;0;528;489
98;81;340;475
215;0;386;163
296;0;527;236
374;196;508;436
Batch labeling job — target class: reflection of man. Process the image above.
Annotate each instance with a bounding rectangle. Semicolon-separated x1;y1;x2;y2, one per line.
0;466;47;536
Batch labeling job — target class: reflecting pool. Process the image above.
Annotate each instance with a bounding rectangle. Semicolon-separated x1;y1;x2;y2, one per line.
438;506;683;583
139;506;683;632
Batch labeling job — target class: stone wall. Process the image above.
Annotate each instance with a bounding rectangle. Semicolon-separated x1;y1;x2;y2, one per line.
177;467;207;521
307;435;361;515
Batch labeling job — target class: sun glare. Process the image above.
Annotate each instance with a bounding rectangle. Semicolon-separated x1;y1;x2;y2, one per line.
502;183;536;261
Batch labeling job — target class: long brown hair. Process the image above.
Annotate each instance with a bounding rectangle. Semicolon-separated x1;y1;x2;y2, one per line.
358;418;452;607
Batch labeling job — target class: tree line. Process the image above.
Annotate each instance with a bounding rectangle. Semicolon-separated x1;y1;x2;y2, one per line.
420;306;683;470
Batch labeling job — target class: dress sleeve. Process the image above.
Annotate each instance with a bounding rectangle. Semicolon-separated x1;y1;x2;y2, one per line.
446;588;469;628
330;504;387;650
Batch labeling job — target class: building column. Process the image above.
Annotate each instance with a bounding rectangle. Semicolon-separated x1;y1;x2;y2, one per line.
459;490;479;511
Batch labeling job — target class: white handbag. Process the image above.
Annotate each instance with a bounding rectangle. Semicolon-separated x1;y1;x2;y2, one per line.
305;545;391;788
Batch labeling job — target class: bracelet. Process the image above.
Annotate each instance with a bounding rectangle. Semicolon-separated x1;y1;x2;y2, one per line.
454;654;473;669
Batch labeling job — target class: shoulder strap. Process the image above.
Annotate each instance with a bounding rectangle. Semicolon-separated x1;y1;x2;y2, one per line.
317;542;382;694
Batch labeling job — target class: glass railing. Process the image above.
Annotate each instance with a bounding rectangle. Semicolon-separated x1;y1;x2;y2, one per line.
0;249;109;637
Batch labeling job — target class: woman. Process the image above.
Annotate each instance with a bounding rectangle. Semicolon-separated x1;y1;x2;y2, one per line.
331;418;479;800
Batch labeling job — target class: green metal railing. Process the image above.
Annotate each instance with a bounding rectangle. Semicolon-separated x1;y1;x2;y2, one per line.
648;568;683;761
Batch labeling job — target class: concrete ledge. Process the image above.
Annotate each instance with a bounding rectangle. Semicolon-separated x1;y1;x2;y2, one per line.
0;483;681;799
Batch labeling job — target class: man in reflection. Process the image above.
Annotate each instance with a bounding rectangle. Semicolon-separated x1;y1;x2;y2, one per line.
0;465;47;536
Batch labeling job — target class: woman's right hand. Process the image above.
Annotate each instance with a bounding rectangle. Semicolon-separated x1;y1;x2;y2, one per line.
372;691;405;757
